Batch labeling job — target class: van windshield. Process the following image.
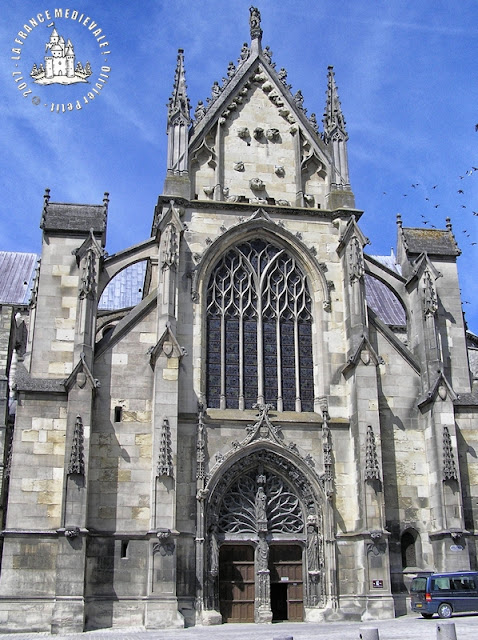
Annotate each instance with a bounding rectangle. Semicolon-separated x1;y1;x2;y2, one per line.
411;577;427;593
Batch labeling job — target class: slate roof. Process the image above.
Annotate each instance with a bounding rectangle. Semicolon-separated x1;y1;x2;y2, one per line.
0;252;38;304
42;202;107;235
365;254;406;326
365;275;406;326
98;261;147;310
401;227;460;256
369;253;402;275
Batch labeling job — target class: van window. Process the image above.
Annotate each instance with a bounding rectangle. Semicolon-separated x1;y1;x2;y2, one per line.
432;578;450;590
450;577;476;590
411;577;427;592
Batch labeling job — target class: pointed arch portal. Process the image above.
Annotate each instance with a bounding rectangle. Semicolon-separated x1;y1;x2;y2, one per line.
198;447;331;623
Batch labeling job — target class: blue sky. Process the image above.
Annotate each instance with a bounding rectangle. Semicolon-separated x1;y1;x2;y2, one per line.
1;1;477;331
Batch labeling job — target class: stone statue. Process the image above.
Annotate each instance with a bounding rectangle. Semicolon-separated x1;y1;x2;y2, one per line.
211;81;221;101
255;486;267;522
349;236;364;281
263;46;273;65
194;100;206;121
257;535;269;570
294;90;305;111
209;524;219;578
307;523;319;572
249;6;262;38
227;61;236;78
309;113;319;134
239;42;250;63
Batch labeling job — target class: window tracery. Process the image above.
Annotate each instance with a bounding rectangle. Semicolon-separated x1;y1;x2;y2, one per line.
206;239;314;411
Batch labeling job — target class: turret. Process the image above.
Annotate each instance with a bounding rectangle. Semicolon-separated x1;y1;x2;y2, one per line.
163;49;191;199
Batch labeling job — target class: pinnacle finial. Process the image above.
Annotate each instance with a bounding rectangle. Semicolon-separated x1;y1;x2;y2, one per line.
323;66;347;143
167;48;190;125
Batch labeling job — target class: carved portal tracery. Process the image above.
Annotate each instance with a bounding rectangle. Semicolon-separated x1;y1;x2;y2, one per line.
217;469;304;534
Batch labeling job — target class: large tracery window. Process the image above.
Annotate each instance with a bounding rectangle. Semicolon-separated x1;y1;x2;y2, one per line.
206;239;314;412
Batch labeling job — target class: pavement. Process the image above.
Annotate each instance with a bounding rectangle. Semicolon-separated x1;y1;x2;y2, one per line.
0;614;478;640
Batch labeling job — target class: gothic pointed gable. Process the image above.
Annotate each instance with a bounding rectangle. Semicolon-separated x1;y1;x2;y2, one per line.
342;334;384;376
405;251;442;290
187;12;348;210
72;228;106;267
149;322;187;368
64;352;100;393
337;216;369;255
417;371;458;409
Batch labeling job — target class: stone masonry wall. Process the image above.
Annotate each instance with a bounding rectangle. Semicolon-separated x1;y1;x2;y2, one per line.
91;307;156;533
29;236;81;379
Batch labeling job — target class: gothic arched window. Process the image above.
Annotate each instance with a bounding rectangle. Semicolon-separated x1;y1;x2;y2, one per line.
206;239;314;411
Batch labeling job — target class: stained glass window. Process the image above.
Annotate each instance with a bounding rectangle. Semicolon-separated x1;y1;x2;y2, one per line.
206;239;314;411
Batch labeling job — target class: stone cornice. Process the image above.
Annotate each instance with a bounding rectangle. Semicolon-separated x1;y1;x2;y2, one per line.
153;194;363;221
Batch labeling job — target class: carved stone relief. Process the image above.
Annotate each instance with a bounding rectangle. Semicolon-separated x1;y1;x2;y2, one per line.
253;127;264;140
443;426;458;481
249;177;265;191
237;127;249;139
365;425;381;482
68;415;85;476
158;418;173;478
274;165;285;177
79;248;96;299
423;269;438;317
349;236;364;281
266;128;280;141
161;222;179;270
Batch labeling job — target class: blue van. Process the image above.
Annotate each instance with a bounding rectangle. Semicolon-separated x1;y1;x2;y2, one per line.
411;571;478;619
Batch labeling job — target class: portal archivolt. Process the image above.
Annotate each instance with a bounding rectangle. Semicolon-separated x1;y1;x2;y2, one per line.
201;449;327;622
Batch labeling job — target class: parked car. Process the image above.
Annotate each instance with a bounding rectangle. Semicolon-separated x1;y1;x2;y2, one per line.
411;571;478;619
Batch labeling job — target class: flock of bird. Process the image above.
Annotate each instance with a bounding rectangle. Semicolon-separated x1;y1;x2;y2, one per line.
377;162;477;310
381;165;478;246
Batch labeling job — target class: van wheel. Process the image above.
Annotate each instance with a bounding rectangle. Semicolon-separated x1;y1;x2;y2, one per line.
438;603;453;619
421;613;433;619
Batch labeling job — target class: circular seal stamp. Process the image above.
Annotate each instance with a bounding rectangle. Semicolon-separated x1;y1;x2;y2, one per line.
11;8;112;113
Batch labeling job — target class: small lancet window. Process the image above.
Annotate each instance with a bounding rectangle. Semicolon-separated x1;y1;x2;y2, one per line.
206;239;314;412
121;540;129;559
114;406;123;423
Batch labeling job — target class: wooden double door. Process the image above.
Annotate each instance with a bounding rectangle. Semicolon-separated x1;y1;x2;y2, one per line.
219;543;303;623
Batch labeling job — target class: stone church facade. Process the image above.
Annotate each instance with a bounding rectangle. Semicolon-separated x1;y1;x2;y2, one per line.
0;7;477;633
